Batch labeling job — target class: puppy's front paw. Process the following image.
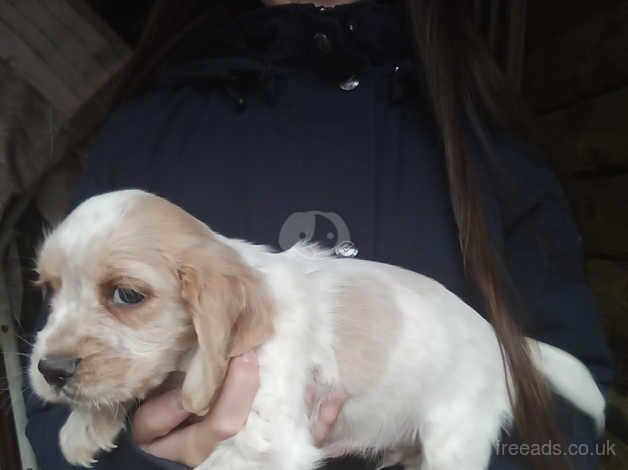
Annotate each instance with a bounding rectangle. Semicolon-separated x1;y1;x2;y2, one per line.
60;410;124;467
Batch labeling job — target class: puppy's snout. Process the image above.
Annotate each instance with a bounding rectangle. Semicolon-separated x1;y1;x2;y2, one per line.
38;357;80;388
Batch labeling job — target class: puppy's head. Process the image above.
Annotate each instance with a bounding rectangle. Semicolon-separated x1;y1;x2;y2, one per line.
30;190;274;413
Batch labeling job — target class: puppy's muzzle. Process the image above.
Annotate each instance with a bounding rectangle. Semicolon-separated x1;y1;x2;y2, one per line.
38;357;81;388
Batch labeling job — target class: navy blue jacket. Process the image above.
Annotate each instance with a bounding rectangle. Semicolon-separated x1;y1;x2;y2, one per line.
25;2;613;469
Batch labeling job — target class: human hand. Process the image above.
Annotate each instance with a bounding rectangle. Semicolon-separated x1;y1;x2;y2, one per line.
132;351;259;467
132;351;346;467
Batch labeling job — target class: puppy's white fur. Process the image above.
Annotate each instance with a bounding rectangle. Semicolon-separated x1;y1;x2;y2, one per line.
30;190;605;470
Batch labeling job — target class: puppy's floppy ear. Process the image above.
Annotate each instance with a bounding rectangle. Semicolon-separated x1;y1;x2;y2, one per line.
177;240;274;415
226;269;275;358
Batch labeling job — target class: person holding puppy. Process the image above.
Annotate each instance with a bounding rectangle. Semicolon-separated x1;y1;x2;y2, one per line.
26;0;613;469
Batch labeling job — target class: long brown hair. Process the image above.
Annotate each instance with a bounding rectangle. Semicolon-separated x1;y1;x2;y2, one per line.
115;1;569;468
405;2;569;469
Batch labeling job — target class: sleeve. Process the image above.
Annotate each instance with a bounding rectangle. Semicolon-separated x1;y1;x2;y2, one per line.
489;135;615;469
23;106;188;470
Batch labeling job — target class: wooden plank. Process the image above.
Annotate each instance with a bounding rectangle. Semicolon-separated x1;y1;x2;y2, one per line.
42;0;128;72
524;2;628;112
600;429;628;470
0;0;129;117
607;390;628;440
0;17;81;116
525;0;623;53
539;86;628;177
570;176;628;259
65;0;129;57
0;0;130;218
585;259;628;392
3;0;95;103
0;58;66;218
19;0;109;83
585;260;628;445
586;259;628;333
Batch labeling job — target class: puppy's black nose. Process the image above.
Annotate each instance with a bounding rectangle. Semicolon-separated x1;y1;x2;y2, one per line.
38;357;80;388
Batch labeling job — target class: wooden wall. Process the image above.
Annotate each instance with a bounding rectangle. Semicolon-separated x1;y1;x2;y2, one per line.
0;1;130;467
524;1;628;466
0;0;130;223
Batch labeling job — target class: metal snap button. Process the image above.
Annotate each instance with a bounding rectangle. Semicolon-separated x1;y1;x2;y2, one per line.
334;241;359;258
339;75;360;91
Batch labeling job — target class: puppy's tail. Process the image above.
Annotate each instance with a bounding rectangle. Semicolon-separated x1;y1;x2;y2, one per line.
528;339;606;433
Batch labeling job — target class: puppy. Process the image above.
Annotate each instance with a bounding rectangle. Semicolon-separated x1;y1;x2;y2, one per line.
30;190;605;469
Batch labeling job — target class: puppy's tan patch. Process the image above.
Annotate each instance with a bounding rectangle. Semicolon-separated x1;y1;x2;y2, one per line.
332;277;401;394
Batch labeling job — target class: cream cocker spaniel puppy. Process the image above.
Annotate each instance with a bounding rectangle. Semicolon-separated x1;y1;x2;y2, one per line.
30;190;605;469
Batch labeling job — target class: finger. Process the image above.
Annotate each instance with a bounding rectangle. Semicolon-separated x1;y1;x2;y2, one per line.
132;388;191;444
140;424;212;468
143;352;260;467
199;351;260;439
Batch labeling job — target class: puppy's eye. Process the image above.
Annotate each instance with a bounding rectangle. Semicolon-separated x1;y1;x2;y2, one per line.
112;287;145;306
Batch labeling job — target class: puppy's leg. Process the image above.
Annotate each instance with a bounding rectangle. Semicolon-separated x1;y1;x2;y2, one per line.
377;445;421;470
60;407;126;467
419;418;498;470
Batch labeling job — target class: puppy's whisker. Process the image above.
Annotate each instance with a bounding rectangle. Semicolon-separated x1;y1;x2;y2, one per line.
14;334;35;348
0;351;31;358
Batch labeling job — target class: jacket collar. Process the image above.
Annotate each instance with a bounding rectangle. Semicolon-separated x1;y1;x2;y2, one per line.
237;0;411;73
155;1;417;108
